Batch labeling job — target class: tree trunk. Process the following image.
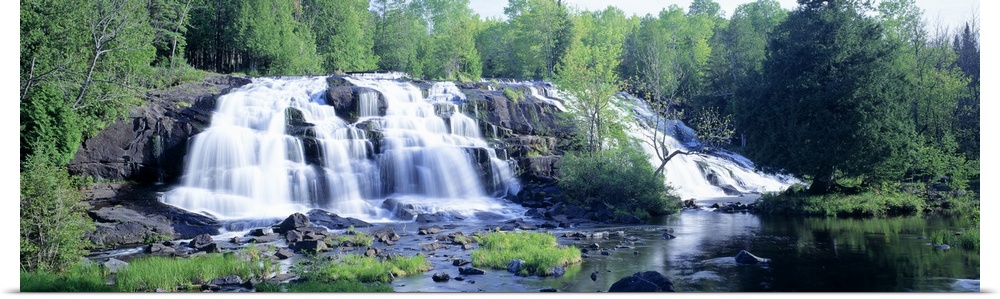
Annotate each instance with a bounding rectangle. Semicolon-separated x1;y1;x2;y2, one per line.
808;167;836;194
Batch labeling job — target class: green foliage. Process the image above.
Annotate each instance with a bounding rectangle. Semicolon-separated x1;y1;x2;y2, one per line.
499;0;574;79
470;231;581;276
757;189;923;217
20;153;95;273
690;106;735;150
503;88;525;103
20;261;113;292
337;230;374;247
303;0;379;73
735;1;911;193
372;0;427;77
559;145;681;218
115;249;276;292
292;254;430;284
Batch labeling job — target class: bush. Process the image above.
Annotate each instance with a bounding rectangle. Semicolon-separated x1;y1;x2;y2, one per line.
503;87;525;103
20;153;95;273
471;231;581;276
558;145;681;218
756;189;924;217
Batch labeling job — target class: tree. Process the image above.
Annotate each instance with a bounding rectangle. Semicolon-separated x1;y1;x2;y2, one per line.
147;0;194;67
20;153;94;272
304;0;379;73
373;0;427;76
556;6;627;153
412;0;482;80
738;0;911;193
505;0;573;79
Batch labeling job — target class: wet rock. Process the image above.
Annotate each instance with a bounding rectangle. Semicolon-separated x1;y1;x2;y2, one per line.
189;233;214;249
662;233;676;240
275;213;310;234
381;198;417;220
251;234;281;244
934;244;951;250
452;259;471;266
285;230;303;243
474;211;506;221
274;248;295;260
683;199;699;209
421;242;446;251
249;227;273;237
507;259;526;274
591;271;598;281
418;225;443;235
608;271;675;292
373;227;400;244
601;250;610;256
432;272;451;282
454;276;465;281
546;266;565;277
145;242;176;254
540;288;558;292
364;247;383;257
461;243;475;250
198;243;221;253
416;213;445;223
734;250;770;264
459;267;486;275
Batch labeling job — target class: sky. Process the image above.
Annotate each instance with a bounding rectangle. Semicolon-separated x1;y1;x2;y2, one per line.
470;0;980;32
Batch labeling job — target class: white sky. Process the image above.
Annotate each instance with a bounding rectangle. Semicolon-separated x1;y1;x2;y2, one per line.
470;0;980;32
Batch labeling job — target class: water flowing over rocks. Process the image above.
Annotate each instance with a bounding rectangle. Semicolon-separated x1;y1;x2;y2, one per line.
734;250;771;264
608;271;675;292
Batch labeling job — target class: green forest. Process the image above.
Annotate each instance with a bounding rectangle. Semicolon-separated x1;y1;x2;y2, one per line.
20;0;978;288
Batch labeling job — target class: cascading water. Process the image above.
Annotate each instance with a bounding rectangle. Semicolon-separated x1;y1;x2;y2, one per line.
616;93;799;200
162;75;522;221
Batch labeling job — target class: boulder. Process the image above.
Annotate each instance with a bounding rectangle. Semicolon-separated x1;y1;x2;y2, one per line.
545;266;565;277
381;198;417;220
432;272;451;282
507;259;526;274
421;243;446;251
189;233;214;249
459;267;486;275
198;243;221;253
418;225;443;235
734;250;770;264
591;271;598;281
662;233;676;240
290;240;328;254
85;198;219;248
249;227;273;237
452;259;471;267
608;271;675;292
285;230;303;243
145;242;176;254
275;213;311;234
209;275;243;286
373;227;400;244
102;258;129;274
274;248;295;260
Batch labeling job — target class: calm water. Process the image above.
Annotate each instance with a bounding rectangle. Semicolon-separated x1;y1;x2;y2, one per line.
394;206;979;292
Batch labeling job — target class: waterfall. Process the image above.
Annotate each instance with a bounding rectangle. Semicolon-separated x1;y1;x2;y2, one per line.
616;93;799;200
162;75;522;221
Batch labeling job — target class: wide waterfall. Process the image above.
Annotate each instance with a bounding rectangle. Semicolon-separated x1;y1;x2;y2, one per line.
618;93;799;200
162;75;521;221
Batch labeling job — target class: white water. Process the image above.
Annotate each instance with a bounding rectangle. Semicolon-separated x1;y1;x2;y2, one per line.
616;93;799;200
162;75;522;221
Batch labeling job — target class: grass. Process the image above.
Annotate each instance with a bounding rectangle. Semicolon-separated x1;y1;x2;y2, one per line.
293;253;431;284
471;231;581;276
503;87;525;103
256;281;393;292
756;190;924;217
336;230;374;247
20;262;114;292
115;246;275;292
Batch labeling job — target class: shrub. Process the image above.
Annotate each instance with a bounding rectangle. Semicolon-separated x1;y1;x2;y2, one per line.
20;153;95;273
503;87;525;103
558;145;681;218
756;189;923;217
471;231;581;276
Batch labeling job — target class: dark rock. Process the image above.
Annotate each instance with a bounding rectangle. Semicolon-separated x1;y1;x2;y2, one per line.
189;233;214;248
454;276;465;281
591;271;598;281
230;236;242;245
546;266;565;277
507;259;526;274
210;275;243;285
416;212;446;223
933;244;951;250
682;199;699;209
373;227;400;244
381;198;417;220
198;243;221;253
459;267;486;275
461;243;475;250
274;248;295;260
364;247;382;257
102;258;129;274
290;240;328;254
249;227;273;237
251;234;281;244
275;213;310;234
474;211;506;221
145;242;176;254
608;271;675;292
452;259;471;266
710;203;721;209
69;75;251;184
601;250;610;256
540;288;558;292
421;242;446;251
418;225;443;235
662;233;676;240
432;272;451;282
518;156;563;183
734;250;770;264
306;209;372;230
85;198;220;248
285;230;303;243
540;222;558;229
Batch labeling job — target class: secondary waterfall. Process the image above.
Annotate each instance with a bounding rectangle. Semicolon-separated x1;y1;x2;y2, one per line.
162;75;521;221
617;93;799;200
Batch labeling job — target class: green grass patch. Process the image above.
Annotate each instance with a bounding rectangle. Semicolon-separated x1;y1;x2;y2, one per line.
929;227;979;251
293;253;430;284
336;230;374;247
756;190;924;217
503;87;525;103
20;262;113;292
115;247;275;292
256;280;392;292
471;231;581;276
